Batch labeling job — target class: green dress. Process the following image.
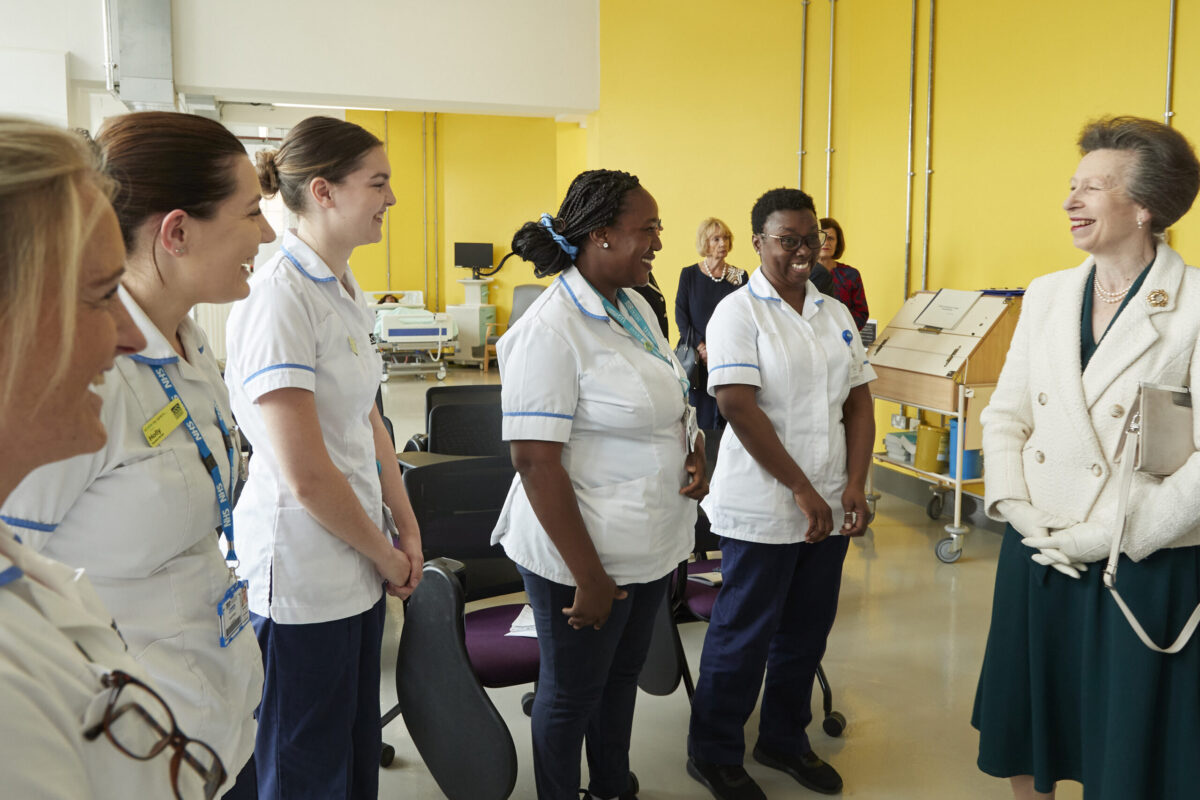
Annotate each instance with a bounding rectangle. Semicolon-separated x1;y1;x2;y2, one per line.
972;264;1200;798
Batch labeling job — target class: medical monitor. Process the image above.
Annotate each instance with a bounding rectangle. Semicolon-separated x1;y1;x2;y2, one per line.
454;242;493;279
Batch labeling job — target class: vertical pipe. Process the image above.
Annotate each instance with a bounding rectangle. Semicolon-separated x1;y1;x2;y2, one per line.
824;0;837;214
1164;0;1177;126
383;111;391;289
421;113;429;303
798;0;810;189
101;0;116;94
920;0;936;291
903;0;917;302
432;113;441;311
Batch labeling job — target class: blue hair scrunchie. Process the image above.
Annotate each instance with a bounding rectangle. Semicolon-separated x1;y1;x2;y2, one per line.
540;213;578;259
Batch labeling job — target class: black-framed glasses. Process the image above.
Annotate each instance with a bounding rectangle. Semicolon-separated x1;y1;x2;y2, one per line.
762;230;828;252
83;670;226;800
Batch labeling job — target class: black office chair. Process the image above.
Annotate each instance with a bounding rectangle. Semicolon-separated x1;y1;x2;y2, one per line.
426;402;507;459
403;384;502;452
394;559;522;800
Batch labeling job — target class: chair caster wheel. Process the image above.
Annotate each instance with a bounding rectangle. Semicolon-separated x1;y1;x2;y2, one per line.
521;691;535;717
936;536;962;563
380;743;395;767
822;710;847;737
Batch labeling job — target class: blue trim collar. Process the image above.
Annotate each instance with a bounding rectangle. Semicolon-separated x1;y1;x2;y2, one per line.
556;269;608;321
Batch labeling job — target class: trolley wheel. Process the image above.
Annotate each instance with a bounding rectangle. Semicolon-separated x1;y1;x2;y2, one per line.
926;493;944;520
380;743;395;767
436;365;447;381
822;711;847;738
935;536;962;564
521;691;535;717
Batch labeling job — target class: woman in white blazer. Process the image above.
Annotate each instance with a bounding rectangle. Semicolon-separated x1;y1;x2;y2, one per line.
0;117;227;800
974;116;1200;800
2;112;274;798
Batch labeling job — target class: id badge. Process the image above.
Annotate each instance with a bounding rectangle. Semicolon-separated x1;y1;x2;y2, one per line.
683;405;700;454
218;579;250;648
382;503;401;548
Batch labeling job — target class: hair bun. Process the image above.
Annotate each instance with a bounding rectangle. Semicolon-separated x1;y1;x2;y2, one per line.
254;149;281;196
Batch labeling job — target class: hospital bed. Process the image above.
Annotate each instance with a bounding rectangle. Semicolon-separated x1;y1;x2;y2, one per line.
369;291;458;381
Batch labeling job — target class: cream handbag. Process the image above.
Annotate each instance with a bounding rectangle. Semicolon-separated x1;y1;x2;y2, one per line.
1105;383;1199;653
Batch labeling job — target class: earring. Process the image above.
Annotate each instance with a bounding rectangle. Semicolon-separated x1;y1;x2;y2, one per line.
601;242;609;249
1137;218;1144;230
174;247;185;255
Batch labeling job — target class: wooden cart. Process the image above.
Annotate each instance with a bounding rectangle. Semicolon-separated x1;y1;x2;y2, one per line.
866;289;1022;562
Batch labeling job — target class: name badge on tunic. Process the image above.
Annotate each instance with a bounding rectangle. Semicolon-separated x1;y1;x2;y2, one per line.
142;397;188;447
683;405;699;454
218;579;251;647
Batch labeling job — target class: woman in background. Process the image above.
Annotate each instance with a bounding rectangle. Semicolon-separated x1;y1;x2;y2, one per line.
2;111;273;797
675;217;745;430
816;217;869;330
0;116;227;799
496;169;706;799
225;116;422;800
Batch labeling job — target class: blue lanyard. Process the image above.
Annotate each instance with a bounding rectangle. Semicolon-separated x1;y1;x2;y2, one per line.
593;287;689;399
149;366;238;563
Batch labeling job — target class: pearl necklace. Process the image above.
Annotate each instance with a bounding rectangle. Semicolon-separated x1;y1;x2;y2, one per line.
1094;274;1133;304
701;259;726;282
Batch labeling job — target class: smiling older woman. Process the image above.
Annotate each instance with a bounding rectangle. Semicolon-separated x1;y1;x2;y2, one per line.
974;116;1200;800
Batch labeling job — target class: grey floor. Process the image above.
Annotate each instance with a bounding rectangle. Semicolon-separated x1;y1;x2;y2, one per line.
376;365;1081;800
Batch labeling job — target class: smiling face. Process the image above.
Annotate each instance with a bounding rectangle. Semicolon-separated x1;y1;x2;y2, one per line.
587;186;663;300
182;157;276;303
328;146;396;248
1063;148;1149;257
12;195;146;464
754;208;821;294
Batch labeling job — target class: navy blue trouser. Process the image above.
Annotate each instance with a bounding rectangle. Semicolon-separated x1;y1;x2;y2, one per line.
519;566;670;800
250;595;385;800
689;535;849;765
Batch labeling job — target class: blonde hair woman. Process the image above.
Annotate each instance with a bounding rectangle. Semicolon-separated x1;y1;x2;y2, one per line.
0;117;227;799
675;217;746;430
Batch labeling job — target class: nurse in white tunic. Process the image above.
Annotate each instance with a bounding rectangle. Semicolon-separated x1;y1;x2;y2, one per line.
686;188;875;800
224;116;421;800
495;170;706;800
0;117;225;800
1;112;275;798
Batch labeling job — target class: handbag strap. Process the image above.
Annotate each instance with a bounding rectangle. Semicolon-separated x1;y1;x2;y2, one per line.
1105;409;1200;654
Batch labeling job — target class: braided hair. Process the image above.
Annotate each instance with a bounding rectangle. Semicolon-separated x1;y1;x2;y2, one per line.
512;169;641;277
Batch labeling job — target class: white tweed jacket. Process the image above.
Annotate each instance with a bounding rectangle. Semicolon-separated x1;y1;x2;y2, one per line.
982;242;1200;562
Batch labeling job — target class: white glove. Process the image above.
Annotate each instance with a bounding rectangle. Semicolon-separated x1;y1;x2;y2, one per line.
996;500;1082;579
1023;521;1111;565
995;499;1074;540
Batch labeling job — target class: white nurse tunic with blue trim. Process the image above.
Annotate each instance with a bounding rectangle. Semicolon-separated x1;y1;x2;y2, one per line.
491;266;696;586
701;268;876;544
224;230;386;624
0;286;262;781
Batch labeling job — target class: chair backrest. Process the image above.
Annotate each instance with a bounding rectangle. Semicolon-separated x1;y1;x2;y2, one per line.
508;284;545;328
396;560;517;800
402;456;522;600
424;384;502;432
427;402;506;458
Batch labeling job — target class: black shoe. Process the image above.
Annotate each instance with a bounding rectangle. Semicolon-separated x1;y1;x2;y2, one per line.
752;743;843;794
579;770;639;799
686;757;766;800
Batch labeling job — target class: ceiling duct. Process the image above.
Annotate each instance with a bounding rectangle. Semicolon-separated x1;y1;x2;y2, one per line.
103;0;176;112
178;93;220;121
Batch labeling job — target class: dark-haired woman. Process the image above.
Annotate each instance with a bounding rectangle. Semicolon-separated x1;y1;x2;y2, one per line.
493;169;707;799
224;117;422;800
2;111;274;797
687;188;874;800
974;117;1200;800
675;217;745;430
816;218;869;330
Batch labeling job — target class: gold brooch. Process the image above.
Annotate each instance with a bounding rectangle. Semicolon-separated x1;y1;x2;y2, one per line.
1147;289;1168;307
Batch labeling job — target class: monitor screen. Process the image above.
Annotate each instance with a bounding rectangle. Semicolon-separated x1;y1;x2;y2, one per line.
454;242;493;270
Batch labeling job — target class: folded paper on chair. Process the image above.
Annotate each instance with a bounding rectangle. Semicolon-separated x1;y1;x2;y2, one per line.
505;605;538;638
687;569;723;587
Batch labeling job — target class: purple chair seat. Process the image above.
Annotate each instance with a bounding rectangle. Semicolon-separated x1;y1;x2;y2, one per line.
464;604;541;689
682;559;722;621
